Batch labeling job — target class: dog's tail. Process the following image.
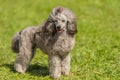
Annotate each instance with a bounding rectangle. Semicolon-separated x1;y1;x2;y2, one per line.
11;32;21;53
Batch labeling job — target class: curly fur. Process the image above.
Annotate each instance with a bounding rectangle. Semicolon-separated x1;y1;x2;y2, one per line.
11;6;77;79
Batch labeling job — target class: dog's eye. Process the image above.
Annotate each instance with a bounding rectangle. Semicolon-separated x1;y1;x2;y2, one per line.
49;21;53;23
62;20;65;22
54;20;57;22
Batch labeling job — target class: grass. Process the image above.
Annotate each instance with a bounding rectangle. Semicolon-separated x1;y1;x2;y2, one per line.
0;0;120;80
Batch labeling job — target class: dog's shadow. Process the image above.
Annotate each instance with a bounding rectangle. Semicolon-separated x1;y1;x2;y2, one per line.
2;63;49;76
28;64;49;76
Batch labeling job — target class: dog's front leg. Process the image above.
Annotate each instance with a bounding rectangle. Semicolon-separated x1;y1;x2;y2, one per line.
61;53;70;76
48;54;61;79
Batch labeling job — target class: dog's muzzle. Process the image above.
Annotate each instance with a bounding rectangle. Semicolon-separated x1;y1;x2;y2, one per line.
56;26;62;32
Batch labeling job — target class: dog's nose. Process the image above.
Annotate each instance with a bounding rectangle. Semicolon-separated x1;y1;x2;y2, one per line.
57;26;61;29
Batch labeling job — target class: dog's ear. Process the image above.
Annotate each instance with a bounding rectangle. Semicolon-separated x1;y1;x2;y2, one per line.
67;20;77;35
43;19;56;35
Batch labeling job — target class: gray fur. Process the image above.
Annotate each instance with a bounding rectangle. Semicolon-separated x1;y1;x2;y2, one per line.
11;6;77;79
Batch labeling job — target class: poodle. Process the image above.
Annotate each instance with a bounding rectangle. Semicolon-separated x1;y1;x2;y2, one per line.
11;6;77;79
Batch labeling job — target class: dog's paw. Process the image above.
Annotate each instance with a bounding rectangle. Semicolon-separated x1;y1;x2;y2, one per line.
61;71;69;76
14;63;25;73
50;74;61;80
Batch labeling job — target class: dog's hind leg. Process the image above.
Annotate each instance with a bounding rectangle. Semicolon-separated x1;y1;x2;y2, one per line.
14;31;36;73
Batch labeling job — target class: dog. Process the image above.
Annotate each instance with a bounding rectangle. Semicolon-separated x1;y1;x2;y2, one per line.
11;6;77;79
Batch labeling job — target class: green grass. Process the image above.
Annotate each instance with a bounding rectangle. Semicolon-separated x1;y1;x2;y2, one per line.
0;0;120;80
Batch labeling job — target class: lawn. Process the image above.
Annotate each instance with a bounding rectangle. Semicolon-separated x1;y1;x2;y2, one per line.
0;0;120;80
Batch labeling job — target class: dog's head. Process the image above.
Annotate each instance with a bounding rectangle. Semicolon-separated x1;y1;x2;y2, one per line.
44;6;77;36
